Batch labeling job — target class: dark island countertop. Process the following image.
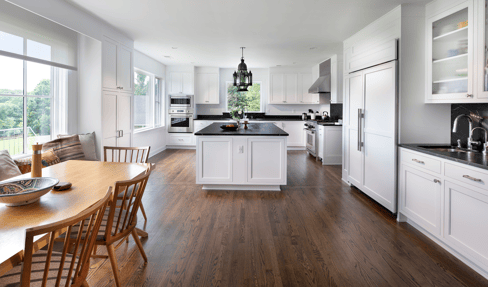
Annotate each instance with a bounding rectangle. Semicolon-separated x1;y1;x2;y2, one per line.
194;122;289;136
400;144;488;171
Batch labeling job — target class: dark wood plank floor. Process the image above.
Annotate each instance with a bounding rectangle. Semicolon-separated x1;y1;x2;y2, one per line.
86;149;488;286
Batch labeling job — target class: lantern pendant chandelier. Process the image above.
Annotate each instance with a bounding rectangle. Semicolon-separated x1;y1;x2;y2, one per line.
233;47;253;92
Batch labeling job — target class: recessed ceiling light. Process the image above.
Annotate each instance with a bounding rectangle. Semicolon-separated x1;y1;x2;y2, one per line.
310;47;317;50
172;47;178;49
164;55;173;59
276;65;282;67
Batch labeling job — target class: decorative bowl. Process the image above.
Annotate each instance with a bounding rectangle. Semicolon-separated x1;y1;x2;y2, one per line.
0;177;59;206
220;124;239;131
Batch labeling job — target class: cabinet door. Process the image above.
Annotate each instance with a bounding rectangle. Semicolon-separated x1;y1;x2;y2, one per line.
400;165;442;236
270;74;285;103
426;1;474;102
116;45;132;92
284;74;298;103
102;92;117;139
102;39;117;90
207;74;219;104
300;74;315;104
195;73;207;104
345;72;363;189
247;138;286;185
282;121;305;147
170;72;183;94
196;137;233;183
182;72;194;94
117;94;132;147
476;0;488;99
444;181;488;268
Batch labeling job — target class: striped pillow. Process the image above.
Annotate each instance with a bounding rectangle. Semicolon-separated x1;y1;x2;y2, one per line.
43;135;85;162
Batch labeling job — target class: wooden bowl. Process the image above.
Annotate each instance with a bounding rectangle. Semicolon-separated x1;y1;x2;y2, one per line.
0;177;59;206
220;124;239;131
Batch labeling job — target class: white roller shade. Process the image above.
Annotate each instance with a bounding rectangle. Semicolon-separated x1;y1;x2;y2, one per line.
0;1;77;70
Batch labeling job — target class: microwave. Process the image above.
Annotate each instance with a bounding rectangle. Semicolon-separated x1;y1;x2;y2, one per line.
169;94;194;110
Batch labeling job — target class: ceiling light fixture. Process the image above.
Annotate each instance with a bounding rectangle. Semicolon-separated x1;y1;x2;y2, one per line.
233;47;252;92
172;47;178;49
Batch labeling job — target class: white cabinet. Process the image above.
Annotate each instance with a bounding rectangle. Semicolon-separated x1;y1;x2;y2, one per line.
281;121;305;147
195;73;219;104
318;125;342;165
425;0;488;103
398;147;488;277
102;37;133;93
298;74;319;104
270;73;315;104
168;134;193;146
102;91;132;149
399;164;442;236
330;55;343;103
170;72;194;94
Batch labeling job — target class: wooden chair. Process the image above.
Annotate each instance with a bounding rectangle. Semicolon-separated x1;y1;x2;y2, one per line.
103;146;151;224
0;189;112;287
87;165;152;287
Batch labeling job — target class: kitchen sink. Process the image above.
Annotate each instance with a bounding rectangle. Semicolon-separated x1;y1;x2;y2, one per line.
418;146;473;153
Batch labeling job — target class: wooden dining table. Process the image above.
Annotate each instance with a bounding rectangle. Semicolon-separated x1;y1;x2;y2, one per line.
0;160;149;277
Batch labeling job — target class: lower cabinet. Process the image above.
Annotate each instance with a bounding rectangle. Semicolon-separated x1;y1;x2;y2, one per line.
319;126;342;165
168;134;193;146
399;164;442;236
398;147;488;278
281;121;305;147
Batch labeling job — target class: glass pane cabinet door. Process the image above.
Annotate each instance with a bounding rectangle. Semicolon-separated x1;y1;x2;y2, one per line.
478;0;488;98
427;2;473;101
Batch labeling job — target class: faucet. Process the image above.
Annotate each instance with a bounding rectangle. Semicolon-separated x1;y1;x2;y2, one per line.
452;114;474;150
470;127;488;154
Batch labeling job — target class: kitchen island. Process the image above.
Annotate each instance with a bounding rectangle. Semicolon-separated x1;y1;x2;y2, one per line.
194;122;289;191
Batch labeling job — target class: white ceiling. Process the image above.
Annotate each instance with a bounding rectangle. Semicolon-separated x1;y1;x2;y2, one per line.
66;0;426;68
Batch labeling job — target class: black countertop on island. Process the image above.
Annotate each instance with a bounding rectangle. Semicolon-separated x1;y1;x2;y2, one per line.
194;122;289;136
400;144;488;171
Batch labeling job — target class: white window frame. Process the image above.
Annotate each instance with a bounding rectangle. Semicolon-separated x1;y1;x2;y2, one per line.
225;81;264;112
133;68;165;133
0;47;57;157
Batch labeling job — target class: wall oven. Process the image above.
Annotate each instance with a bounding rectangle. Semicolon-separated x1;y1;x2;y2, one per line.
168;113;194;133
304;122;317;157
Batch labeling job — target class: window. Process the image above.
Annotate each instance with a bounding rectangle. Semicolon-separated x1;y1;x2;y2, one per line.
0;34;68;157
226;82;262;112
133;69;164;131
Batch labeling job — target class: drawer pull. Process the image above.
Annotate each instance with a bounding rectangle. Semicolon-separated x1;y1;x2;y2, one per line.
412;159;425;164
463;175;482;182
433;179;441;184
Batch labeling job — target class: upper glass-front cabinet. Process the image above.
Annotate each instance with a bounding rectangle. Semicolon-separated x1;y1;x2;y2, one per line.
426;1;474;102
477;0;488;99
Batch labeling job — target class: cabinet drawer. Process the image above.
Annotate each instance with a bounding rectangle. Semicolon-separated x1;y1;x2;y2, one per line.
169;134;193;145
401;150;441;174
445;163;488;192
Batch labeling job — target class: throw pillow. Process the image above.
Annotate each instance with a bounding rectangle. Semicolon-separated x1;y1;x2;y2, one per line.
14;149;62;174
43;135;85;162
0;150;22;181
58;132;98;161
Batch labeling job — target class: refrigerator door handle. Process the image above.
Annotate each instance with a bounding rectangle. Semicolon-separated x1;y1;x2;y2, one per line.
357;108;362;151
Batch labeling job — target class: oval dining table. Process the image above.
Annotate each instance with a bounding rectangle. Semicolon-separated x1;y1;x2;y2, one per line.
0;160;150;277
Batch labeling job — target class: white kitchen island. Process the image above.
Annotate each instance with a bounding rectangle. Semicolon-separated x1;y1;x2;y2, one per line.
194;122;289;191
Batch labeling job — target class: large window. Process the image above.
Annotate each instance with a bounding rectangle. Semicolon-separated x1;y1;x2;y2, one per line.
226;82;262;112
0;35;68;156
133;69;163;131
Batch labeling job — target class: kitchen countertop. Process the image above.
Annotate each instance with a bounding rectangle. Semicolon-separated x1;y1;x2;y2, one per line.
195;117;305;121
400;144;488;171
194;122;289;136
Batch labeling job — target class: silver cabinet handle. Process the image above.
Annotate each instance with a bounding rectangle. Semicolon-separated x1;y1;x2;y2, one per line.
120;130;123;137
357;108;362;151
463;175;482;182
434;179;441;184
467;94;473;98
412;159;424;164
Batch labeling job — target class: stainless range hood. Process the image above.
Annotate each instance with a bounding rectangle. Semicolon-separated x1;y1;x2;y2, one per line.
309;59;331;94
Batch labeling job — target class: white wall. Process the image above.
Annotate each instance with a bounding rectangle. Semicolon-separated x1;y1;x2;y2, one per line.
399;4;451;144
77;34;102;159
133;50;167;157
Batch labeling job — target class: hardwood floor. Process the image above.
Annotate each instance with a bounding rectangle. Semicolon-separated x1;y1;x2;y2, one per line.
86;149;488;286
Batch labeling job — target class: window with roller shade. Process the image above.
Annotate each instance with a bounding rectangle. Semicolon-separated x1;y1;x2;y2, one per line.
0;2;76;156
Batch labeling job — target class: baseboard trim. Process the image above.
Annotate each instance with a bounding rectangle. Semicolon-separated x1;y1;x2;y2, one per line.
149;146;167;158
201;184;281;191
405;218;488;280
166;145;196;150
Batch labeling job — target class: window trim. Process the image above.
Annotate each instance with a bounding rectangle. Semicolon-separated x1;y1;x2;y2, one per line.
225;81;263;112
133;68;165;134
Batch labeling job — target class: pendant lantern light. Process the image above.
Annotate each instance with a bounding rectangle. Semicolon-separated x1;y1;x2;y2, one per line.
233;47;252;92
